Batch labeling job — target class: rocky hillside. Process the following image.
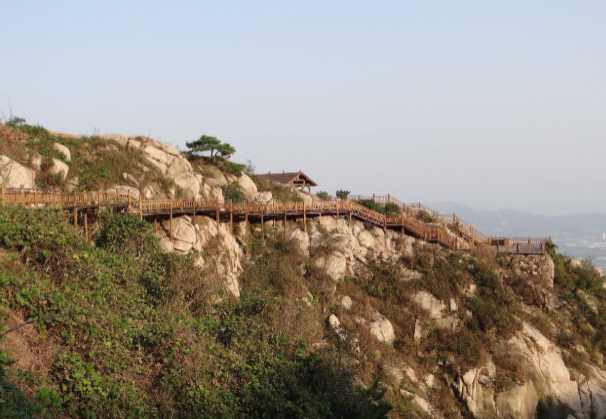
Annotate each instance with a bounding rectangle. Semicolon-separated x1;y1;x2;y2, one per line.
1;121;606;419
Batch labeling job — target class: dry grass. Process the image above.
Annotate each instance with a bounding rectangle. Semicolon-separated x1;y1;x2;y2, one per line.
0;123;28;162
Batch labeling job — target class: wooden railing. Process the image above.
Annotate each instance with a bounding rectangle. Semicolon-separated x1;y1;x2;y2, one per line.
0;187;549;255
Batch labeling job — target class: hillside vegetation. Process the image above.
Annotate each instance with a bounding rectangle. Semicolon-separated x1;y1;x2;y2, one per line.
1;121;606;419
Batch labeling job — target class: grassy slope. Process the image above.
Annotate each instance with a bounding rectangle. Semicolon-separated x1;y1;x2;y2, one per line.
0;207;390;419
1;121;605;418
0;122;177;194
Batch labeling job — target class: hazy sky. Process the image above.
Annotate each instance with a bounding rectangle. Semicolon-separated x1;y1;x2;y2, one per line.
1;1;605;215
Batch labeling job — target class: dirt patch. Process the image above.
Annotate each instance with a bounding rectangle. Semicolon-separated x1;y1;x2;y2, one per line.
0;312;57;380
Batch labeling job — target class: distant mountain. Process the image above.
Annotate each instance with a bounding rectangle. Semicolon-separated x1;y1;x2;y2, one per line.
429;202;606;269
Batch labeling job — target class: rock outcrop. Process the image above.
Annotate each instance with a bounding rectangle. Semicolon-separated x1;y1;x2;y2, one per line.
158;215;242;298
369;312;395;345
450;321;606;419
105;135;205;199
0;156;36;188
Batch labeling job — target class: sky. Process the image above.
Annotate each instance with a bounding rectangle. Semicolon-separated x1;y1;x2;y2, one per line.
1;1;605;215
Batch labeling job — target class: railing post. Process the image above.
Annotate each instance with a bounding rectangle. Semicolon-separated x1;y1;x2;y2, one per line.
229;200;233;235
303;201;306;232
169;198;173;242
84;213;89;242
139;195;143;220
0;185;4;206
261;213;265;244
245;212;249;250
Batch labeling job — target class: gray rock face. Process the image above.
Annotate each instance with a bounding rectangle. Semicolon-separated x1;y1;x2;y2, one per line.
0;156;36;188
105;134;204;200
341;296;353;311
158;215;242;298
369;312;395;345
450;322;606;419
237;174;257;200
324;252;347;282
413;291;460;331
289;228;310;256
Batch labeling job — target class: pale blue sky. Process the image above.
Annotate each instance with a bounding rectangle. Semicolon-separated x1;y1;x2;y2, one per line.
1;1;605;215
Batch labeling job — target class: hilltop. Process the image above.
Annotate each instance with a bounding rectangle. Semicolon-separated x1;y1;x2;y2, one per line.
0;120;606;419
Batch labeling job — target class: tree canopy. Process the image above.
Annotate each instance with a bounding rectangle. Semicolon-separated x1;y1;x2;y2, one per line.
216;142;235;159
186;135;235;159
336;189;350;200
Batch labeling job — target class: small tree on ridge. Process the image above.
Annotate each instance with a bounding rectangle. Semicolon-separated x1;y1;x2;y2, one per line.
186;135;223;159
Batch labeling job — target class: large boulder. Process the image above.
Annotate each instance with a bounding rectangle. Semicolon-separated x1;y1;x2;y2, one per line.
158;215;243;298
105;135;203;199
369;312;395;345
496;380;539;419
414;291;447;319
357;230;376;249
413;291;460;330
53;143;71;161
452;367;497;417
49;158;69;179
289;228;310;256
237;174;258;200
324;252;347;282
453;322;606;419
254;191;272;204
0;156;36;188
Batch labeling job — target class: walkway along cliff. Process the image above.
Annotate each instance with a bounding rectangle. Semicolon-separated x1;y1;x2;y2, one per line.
0;186;550;254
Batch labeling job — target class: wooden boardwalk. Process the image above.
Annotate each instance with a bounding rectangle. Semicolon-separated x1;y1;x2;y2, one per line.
0;187;550;255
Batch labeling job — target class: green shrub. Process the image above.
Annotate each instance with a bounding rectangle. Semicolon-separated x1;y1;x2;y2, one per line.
0;351;43;418
316;191;331;201
358;199;382;213
222;183;245;203
224;160;245;177
336;189;350;200
383;203;401;216
0;206;391;417
250;174;302;203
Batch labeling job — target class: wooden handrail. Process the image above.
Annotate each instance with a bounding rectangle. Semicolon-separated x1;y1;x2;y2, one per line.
0;188;548;254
